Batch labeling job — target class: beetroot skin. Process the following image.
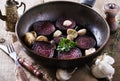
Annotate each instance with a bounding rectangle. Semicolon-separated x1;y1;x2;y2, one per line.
76;36;96;49
33;21;55;36
58;47;82;60
32;41;54;58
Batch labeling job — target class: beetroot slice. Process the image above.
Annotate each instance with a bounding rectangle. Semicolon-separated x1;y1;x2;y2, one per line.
32;41;54;58
33;21;55;36
56;18;76;30
54;36;65;44
76;36;96;49
58;47;82;60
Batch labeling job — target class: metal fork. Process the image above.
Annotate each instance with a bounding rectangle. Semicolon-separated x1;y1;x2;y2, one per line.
7;43;29;81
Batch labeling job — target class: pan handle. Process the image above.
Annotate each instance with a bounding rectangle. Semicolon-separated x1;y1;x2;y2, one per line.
81;0;96;7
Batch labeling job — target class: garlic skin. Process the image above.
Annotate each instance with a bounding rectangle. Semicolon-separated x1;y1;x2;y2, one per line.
91;54;115;80
56;69;72;81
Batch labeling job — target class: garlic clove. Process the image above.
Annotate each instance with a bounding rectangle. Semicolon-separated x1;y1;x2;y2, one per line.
85;48;96;56
99;61;115;77
102;54;115;65
36;35;48;42
63;20;72;27
53;30;62;37
31;31;37;37
67;29;78;38
25;31;37;45
78;29;87;36
56;69;72;81
95;59;101;65
67;35;75;41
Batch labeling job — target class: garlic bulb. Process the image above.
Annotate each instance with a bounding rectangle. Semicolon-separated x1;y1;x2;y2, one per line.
92;61;115;79
91;53;115;81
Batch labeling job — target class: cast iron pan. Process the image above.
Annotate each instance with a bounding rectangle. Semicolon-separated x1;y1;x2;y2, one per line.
16;1;110;68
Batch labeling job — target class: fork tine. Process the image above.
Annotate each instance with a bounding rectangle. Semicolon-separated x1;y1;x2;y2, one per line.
10;43;15;52
7;43;15;53
7;44;10;53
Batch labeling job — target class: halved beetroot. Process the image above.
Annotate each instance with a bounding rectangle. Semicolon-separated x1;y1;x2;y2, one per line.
32;41;54;58
56;18;76;30
58;47;82;60
76;36;96;49
33;21;55;36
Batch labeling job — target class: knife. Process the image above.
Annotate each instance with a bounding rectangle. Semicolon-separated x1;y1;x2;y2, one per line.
0;44;29;81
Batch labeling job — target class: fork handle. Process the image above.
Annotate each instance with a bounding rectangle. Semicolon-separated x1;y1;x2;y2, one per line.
16;65;29;81
18;57;43;78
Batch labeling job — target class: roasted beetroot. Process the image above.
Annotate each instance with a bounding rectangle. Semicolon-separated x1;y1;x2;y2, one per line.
58;47;82;60
56;18;76;30
76;36;96;49
54;36;65;44
32;21;55;36
32;41;54;58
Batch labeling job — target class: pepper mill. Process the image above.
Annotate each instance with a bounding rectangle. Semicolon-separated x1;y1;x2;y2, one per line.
104;3;120;33
0;0;26;32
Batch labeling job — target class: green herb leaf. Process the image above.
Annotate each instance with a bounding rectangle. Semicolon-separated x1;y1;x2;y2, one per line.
57;38;77;52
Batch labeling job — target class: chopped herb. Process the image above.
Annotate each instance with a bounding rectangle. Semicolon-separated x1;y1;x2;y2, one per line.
57;38;77;52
